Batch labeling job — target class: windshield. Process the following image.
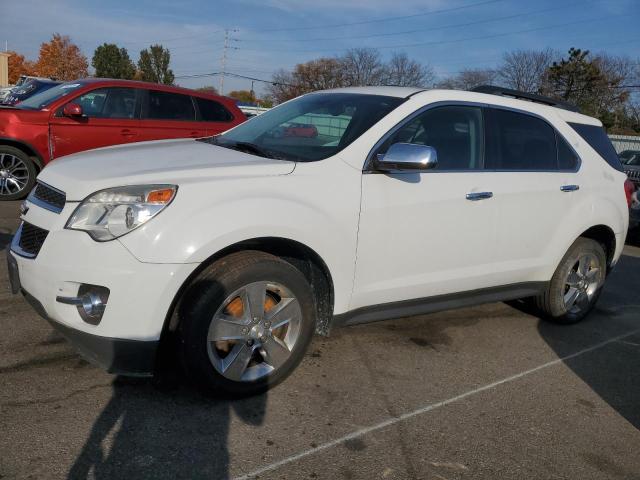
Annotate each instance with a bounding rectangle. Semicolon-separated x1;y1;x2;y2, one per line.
15;82;85;110
212;93;404;162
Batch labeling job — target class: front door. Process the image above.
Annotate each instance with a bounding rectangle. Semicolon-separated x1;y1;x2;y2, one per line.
50;87;141;159
352;104;500;310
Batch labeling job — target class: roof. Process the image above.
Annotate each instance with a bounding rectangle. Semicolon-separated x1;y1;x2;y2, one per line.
317;86;425;98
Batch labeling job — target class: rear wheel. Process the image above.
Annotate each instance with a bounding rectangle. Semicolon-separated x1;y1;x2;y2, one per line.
0;146;37;201
536;238;606;324
178;251;316;396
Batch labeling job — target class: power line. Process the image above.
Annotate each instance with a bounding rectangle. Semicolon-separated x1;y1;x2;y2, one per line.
240;1;583;44
238;14;623;53
257;0;504;32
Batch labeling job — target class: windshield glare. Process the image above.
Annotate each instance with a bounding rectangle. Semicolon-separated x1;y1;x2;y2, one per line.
16;82;84;110
216;93;404;162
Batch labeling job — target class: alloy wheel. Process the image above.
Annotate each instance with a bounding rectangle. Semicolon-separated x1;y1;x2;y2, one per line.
563;253;602;314
0;154;30;197
207;281;302;382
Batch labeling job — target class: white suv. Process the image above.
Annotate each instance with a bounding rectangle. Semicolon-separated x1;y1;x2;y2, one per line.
7;86;629;396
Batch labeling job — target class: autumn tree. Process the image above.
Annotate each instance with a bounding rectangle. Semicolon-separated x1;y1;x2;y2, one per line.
268;58;345;103
195;85;219;94
438;68;495;90
92;43;135;79
497;48;558;93
383;52;435;87
138;44;174;85
34;33;88;80
6;51;35;84
227;89;256;103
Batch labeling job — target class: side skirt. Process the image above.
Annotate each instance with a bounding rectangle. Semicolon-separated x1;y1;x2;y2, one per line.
331;282;547;328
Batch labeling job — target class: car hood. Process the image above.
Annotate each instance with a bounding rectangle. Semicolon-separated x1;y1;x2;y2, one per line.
38;138;296;201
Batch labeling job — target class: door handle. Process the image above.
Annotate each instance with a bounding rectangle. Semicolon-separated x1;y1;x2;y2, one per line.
188;131;200;138
560;184;580;192
466;191;493;201
120;129;136;137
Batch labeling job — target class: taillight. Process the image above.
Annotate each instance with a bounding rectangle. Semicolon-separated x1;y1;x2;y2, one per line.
624;179;635;207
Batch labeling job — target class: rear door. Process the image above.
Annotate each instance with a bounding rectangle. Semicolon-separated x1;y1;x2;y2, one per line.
483;107;581;283
138;89;208;141
50;87;141;158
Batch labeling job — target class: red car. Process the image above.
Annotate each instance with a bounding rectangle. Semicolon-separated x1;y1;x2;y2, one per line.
0;79;246;200
283;123;318;138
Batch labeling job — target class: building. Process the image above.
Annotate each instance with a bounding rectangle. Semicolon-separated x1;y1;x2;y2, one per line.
0;52;10;87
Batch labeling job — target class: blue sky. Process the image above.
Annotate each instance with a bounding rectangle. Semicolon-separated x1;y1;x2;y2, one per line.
1;0;638;96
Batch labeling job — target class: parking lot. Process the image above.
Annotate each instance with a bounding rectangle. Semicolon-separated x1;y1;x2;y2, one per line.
1;200;639;480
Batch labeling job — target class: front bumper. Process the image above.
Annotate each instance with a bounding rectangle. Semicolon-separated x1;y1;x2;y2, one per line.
22;289;158;376
9;201;199;375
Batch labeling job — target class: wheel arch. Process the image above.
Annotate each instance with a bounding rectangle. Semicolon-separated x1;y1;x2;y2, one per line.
0;137;45;170
159;236;335;358
578;224;617;272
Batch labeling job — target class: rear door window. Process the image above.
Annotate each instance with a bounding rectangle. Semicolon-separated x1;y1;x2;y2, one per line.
569;123;623;172
485;109;557;170
145;90;196;121
195;97;233;122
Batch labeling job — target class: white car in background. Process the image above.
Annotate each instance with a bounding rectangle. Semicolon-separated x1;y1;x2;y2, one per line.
8;86;629;396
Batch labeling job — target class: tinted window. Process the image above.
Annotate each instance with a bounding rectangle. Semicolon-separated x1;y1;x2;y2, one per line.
213;93;404;162
146;91;195;121
486;109;557;170
378;106;483;170
557;133;579;170
75;88;137;119
195;97;233;122
569;123;623;172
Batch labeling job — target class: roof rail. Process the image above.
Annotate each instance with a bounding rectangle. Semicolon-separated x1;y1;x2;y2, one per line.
470;85;580;113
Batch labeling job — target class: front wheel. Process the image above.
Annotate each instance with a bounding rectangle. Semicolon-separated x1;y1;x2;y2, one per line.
178;251;316;397
535;238;607;324
0;146;37;201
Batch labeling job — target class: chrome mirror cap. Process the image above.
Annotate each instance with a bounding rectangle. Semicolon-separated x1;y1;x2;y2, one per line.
375;143;438;172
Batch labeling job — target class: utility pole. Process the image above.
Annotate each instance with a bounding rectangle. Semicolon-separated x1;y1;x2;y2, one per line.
219;28;238;96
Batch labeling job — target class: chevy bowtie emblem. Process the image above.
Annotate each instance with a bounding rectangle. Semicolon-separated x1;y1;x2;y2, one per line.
20;201;29;216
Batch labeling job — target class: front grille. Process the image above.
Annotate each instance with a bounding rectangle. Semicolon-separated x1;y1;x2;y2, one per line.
17;222;49;257
31;182;66;213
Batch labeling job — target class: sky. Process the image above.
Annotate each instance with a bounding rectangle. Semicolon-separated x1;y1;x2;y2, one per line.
1;0;638;96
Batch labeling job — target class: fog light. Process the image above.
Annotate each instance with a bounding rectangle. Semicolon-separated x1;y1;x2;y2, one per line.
56;284;110;325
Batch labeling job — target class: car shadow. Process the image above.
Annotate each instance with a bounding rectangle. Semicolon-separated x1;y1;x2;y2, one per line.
0;231;13;250
67;375;267;480
513;253;640;431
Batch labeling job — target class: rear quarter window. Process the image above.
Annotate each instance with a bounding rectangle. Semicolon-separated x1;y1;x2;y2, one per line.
568;123;623;172
195;97;234;122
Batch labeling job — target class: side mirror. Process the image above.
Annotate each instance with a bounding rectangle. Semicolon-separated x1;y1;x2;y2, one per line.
375;143;438;172
62;103;84;117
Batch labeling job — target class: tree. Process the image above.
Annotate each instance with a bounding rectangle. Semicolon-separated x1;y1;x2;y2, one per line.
227;90;256;103
268;58;345;103
438;68;495;90
138;44;174;85
541;48;629;122
195;85;219;94
92;43;135;79
6;51;35;84
34;33;88;80
341;48;384;86
497;48;557;93
383;52;435;87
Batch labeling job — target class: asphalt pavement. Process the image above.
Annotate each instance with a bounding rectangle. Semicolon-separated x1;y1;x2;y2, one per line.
1;200;639;480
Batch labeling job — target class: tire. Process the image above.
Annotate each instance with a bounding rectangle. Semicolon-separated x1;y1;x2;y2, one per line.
178;250;316;397
535;238;607;324
0;146;37;201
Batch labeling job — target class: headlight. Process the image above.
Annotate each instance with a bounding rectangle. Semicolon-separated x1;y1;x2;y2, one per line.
66;185;177;241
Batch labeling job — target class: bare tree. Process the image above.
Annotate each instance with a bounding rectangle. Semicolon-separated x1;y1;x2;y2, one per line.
438;68;496;90
383;52;435;87
497;48;558;92
267;58;346;104
341;48;384;86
